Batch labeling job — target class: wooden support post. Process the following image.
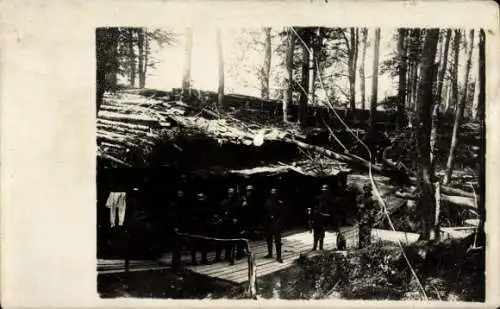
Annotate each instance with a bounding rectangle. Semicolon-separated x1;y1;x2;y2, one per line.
432;182;441;241
125;258;130;272
247;253;257;299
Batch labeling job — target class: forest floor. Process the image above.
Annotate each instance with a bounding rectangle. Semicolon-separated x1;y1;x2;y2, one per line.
98;238;484;301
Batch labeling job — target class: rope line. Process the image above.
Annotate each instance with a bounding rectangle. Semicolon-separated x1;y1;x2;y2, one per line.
288;27;429;301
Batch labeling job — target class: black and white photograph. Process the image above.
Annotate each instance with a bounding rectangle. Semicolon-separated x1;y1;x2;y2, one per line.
95;25;487;301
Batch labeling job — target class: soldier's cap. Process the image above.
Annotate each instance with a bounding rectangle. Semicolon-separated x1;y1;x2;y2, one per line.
321;184;329;191
246;185;253;190
177;190;184;195
228;188;235;194
270;188;277;193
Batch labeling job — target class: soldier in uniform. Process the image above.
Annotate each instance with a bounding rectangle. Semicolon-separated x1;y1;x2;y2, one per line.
264;188;286;263
236;184;256;257
312;184;332;250
357;184;376;249
189;192;211;265
168;190;186;269
218;188;241;265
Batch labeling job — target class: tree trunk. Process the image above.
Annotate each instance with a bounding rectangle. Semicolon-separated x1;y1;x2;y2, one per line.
415;28;439;240
450;30;461;114
436;29;452;104
444;29;474;185
359;28;368;110
128;29;136;87
216;29;225;108
410;29;421;110
261;27;272;100
368;28;381;160
397;28;407;129
182;27;194;100
144;29;149;85
430;62;440;168
283;28;295;122
308;36;315;106
96;28;119;114
348;28;358;110
137;28;145;88
477;28;485;246
299;31;310;128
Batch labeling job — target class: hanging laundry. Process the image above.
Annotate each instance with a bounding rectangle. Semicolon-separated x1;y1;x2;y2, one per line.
106;192;127;227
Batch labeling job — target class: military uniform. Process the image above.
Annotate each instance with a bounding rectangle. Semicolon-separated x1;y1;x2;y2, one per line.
168;191;186;269
357;185;376;248
189;193;211;265
313;185;332;250
264;189;286;263
218;189;241;265
236;185;256;256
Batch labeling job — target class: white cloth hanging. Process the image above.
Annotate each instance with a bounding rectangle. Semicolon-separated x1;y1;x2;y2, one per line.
106;192;127;227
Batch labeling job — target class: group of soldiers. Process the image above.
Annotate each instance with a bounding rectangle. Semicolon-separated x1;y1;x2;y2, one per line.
167;185;286;267
166;180;377;268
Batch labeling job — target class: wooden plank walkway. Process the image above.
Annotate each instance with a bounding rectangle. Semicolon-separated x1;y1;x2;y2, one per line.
97;227;417;278
160;229;346;284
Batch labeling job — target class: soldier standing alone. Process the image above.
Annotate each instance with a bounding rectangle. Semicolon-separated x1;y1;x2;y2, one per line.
312;184;332;251
264;188;286;263
357;184;376;249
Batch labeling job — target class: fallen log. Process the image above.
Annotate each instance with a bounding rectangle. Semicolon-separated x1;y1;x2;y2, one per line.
282;137;386;174
97;118;150;131
98;110;160;126
395;191;476;209
408;177;474;198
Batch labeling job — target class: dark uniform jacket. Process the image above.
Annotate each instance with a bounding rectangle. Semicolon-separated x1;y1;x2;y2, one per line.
240;194;257;230
358;193;377;226
264;197;286;232
168;197;187;233
313;193;332;229
219;196;241;235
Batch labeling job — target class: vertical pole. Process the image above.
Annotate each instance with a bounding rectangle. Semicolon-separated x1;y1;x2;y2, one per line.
125;258;130;272
432;182;441;240
247;252;257;299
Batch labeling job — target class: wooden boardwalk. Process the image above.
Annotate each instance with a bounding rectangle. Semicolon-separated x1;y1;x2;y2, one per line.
157;229;352;284
98;228;418;280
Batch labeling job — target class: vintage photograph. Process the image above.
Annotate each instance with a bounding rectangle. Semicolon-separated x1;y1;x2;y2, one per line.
96;26;485;301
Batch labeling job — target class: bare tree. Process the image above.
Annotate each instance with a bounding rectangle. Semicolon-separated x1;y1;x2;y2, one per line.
359;28;368;110
283;28;295;122
436;29;452;104
216;28;225;108
477;28;485;246
397;28;407;129
127;29;136;87
182;27;194;100
261;28;272;100
444;29;475;184
450;30;461;114
368;28;381;159
347;28;359;110
137;28;146;88
415;28;440;240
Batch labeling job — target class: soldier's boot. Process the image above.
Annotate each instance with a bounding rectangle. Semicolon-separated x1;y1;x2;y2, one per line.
319;236;324;250
276;242;283;263
264;239;273;258
312;230;318;250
